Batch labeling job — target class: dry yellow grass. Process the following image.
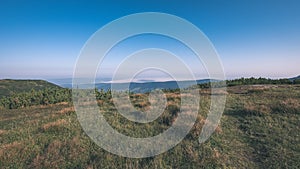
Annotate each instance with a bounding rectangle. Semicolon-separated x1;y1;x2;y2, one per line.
213;148;221;158
1;141;22;150
56;102;69;105
282;98;300;108
31;140;63;168
33;102;69;109
135;100;149;108
0;141;23;157
166;93;180;98
215;125;223;134
97;100;104;105
59;107;75;114
166;101;177;107
0;84;299;168
0;129;6;135
212;88;228;95
132;93;144;98
31;137;87;168
117;104;132;111
42;119;68;130
244;102;271;114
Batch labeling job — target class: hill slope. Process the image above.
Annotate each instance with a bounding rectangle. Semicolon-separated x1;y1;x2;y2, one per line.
290;75;300;81
0;79;61;98
0;85;299;168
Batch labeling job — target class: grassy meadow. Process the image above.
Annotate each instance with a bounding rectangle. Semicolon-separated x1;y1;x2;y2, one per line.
0;84;299;168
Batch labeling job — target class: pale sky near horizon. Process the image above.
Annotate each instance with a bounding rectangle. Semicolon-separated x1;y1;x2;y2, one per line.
0;0;299;80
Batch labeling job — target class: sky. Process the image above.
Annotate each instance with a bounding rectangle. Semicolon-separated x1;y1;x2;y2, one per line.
0;0;300;80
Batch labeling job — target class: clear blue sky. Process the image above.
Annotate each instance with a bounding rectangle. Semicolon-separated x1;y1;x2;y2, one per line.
0;0;299;80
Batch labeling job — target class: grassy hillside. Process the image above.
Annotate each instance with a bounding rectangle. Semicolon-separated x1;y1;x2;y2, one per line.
0;79;61;98
0;85;299;168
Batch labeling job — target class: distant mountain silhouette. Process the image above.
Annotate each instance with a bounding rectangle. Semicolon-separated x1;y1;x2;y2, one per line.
290;75;300;81
96;79;214;93
60;79;217;92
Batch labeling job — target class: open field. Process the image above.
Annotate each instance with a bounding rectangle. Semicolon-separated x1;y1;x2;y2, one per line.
0;85;299;168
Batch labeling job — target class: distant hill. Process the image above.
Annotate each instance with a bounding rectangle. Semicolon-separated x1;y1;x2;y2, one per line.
0;79;61;98
50;78;210;89
69;79;216;93
290;75;300;81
